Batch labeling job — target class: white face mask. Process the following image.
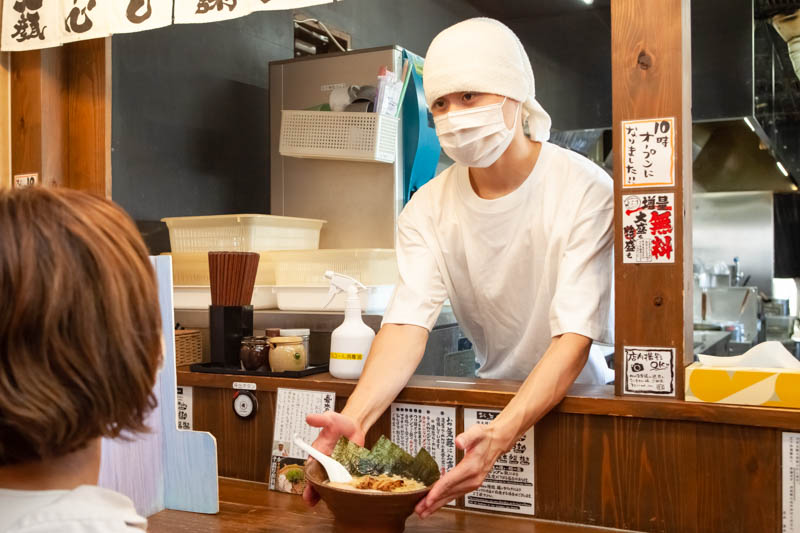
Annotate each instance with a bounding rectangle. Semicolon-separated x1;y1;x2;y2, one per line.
433;98;519;168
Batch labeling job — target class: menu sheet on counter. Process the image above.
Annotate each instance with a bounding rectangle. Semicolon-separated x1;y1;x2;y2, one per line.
390;403;457;474
785;432;800;533
269;388;335;494
463;408;534;516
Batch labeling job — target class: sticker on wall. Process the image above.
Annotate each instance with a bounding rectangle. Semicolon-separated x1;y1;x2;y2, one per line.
13;173;38;189
463;408;534;516
621;117;675;188
784;432;800;533
113;0;173;34
176;386;193;430
174;0;253;24
2;0;62;51
622;193;675;264
624;346;676;396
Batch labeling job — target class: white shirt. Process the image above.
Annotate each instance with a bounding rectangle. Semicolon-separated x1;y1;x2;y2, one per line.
382;142;614;383
0;485;146;533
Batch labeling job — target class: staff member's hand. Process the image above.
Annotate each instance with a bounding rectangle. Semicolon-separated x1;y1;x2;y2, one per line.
302;411;365;506
414;423;507;518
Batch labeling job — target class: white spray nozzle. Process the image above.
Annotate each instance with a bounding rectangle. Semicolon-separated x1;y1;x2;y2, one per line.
323;271;367;309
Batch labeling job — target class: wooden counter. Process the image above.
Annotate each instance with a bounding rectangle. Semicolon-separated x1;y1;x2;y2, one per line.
147;477;634;532
177;367;793;532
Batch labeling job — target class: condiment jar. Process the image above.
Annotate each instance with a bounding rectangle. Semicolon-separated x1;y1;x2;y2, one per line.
268;336;307;373
240;336;269;371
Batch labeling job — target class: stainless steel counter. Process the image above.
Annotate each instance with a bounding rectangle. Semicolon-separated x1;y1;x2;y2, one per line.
693;330;732;356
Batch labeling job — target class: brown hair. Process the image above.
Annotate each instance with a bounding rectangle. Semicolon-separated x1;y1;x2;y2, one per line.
0;187;162;465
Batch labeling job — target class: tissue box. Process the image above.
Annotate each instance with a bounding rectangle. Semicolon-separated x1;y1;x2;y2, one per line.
685;362;800;409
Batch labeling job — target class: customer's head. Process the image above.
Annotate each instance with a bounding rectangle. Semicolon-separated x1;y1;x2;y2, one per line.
0;187;162;466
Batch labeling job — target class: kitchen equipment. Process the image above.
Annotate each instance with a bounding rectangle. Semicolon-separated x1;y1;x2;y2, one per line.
268;336;307;373
763;298;790;316
304;459;429;533
270;46;440;250
292;434;352;483
240;336;269;371
162;214;326;253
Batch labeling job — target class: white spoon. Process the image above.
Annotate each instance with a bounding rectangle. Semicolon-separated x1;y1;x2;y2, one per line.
293;434;353;483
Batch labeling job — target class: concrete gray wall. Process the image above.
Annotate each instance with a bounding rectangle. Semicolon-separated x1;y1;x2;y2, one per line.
111;0;482;250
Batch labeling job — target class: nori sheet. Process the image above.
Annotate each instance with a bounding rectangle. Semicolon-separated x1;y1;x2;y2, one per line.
330;437;370;476
331;435;441;486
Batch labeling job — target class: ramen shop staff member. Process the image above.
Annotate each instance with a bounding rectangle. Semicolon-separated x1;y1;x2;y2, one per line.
304;18;613;518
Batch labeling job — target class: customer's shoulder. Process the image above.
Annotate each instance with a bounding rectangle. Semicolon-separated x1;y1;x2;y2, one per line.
8;486;146;533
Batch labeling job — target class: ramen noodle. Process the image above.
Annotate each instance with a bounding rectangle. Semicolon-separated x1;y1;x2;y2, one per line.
327;474;426;493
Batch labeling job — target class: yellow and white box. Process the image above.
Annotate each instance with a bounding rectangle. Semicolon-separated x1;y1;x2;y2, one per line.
685;362;800;409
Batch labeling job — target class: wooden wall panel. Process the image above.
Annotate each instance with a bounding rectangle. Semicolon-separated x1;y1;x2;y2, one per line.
534;412;780;533
0;52;9;188
10;40;109;195
611;0;693;397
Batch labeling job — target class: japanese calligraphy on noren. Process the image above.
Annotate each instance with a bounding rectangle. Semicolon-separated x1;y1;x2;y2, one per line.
624;346;675;396
622;193;675;264
11;0;47;42
622;117;675;188
390;403;457;494
64;0;97;34
463;408;534;516
196;0;237;13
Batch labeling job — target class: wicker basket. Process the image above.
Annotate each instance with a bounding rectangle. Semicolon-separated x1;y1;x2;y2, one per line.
175;329;203;366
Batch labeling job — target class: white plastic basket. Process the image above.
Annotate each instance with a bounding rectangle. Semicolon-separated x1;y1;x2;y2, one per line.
271;249;397;287
279;110;398;163
161;214;325;253
166;252;276;286
173;286;278;310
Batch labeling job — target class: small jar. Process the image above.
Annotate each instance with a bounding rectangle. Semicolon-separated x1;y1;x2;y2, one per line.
240;336;269;371
268;336;307;373
279;329;310;365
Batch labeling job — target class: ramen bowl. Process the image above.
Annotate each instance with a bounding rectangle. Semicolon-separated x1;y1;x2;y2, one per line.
305;459;431;533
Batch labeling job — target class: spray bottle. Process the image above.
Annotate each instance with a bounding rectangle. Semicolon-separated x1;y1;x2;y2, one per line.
324;271;376;379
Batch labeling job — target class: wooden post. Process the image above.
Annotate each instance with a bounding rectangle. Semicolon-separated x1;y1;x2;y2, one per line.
612;0;693;398
10;39;110;196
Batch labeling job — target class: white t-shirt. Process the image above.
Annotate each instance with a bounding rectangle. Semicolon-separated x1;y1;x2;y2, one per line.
0;485;146;533
382;142;614;383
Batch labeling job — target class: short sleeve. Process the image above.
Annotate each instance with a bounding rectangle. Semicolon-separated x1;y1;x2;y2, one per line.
381;205;449;331
549;177;614;343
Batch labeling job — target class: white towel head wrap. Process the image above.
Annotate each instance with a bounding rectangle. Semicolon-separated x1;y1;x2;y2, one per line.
423;17;551;142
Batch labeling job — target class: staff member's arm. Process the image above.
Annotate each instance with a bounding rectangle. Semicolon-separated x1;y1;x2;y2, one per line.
414;332;590;517
303;200;448;506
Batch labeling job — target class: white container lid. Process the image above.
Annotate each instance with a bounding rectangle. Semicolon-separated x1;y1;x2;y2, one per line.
280;328;310;336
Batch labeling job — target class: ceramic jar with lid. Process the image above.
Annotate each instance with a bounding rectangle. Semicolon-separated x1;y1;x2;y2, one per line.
240;336;269;371
268;336;307;373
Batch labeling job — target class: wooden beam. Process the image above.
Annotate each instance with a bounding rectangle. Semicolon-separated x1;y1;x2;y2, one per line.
10;39;110;196
0;52;9;189
611;0;693;398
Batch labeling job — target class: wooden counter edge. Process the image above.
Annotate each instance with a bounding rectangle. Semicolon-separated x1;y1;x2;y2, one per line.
176;366;800;431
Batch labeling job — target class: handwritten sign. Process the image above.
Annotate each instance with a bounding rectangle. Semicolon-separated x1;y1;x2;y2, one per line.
463;408;534;516
268;388;335;494
622;117;675;188
176;386;193;430
13;173;37;189
785;432;800;533
622;193;675;264
624;346;675;396
390;403;457;479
